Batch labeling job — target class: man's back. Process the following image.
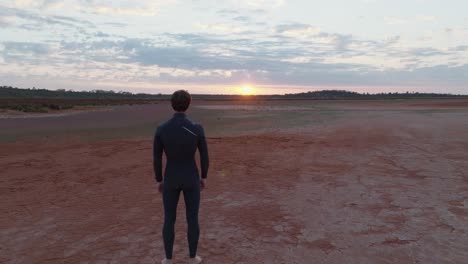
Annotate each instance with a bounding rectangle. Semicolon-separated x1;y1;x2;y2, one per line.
154;112;209;187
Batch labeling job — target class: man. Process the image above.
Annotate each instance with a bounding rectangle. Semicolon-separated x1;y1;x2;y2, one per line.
153;90;209;264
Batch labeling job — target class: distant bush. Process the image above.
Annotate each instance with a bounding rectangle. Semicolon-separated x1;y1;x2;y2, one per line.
49;104;60;110
43;104;73;110
12;104;48;113
61;104;73;110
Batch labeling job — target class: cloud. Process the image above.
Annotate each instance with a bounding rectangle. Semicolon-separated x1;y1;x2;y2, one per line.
389;64;468;86
5;0;172;16
408;47;448;57
250;9;267;14
2;42;50;55
233;0;284;8
233;16;250;22
217;9;240;15
275;23;320;37
195;22;255;35
1;2;467;92
0;16;14;27
75;0;172;16
1;41;51;64
385;15;437;25
334;34;353;51
10;0;63;9
216;7;267;18
451;45;468;51
3;21;465;88
384;16;407;25
0;6;95;29
415;15;437;22
101;22;128;27
43;30;460;84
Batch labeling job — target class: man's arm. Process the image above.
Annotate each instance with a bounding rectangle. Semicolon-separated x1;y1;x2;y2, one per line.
198;125;209;179
153;127;164;183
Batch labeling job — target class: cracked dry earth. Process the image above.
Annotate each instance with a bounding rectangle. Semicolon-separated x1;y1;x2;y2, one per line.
1;112;468;263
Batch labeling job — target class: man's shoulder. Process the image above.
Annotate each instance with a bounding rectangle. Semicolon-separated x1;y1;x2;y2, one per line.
156;119;171;132
182;118;206;136
187;119;201;126
186;118;204;129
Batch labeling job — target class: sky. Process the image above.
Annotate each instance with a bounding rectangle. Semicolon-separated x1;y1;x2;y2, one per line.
0;0;467;95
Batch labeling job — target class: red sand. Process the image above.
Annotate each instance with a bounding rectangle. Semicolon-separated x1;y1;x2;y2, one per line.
1;101;468;263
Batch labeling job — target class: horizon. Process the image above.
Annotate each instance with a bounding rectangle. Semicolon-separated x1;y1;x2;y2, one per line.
1;1;467;95
3;85;467;96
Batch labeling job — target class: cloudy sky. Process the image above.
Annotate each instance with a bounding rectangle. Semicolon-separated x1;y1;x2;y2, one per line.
0;0;467;94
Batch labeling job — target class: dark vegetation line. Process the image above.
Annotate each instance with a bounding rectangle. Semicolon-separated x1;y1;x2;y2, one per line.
0;86;164;99
1;86;466;113
282;90;466;99
0;86;164;113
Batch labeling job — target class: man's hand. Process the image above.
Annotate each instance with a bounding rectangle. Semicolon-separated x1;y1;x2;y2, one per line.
157;182;163;193
200;179;206;191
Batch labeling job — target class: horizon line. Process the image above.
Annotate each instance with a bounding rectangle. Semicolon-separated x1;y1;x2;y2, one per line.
2;85;468;97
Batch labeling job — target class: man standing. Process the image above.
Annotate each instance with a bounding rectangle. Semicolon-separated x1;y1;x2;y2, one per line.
153;90;209;264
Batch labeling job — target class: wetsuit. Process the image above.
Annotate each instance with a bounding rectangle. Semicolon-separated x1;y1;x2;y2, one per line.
153;112;209;259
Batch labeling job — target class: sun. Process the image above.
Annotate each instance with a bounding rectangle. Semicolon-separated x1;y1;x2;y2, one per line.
240;85;255;95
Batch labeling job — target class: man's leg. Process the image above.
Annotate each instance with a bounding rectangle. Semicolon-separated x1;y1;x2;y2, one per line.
162;184;181;260
183;183;200;258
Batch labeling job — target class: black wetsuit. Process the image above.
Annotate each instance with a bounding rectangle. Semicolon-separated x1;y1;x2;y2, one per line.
153;112;209;259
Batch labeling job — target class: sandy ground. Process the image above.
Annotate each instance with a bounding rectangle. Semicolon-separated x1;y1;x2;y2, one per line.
1;99;468;263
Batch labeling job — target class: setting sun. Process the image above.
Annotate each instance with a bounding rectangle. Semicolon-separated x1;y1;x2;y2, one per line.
240;85;255;95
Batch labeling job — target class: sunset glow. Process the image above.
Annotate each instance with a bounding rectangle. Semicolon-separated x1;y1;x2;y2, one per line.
240;85;255;95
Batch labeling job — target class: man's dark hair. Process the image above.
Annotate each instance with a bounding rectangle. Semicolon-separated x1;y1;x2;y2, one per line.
171;90;191;112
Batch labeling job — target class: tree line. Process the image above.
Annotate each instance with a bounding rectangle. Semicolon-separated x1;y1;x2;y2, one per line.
282;90;464;99
0;86;164;99
1;86;465;100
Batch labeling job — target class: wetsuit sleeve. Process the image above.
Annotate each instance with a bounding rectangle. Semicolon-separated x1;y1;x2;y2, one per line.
198;125;209;179
153;126;164;183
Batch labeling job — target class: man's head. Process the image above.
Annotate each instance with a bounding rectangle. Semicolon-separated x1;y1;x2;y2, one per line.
171;90;191;112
